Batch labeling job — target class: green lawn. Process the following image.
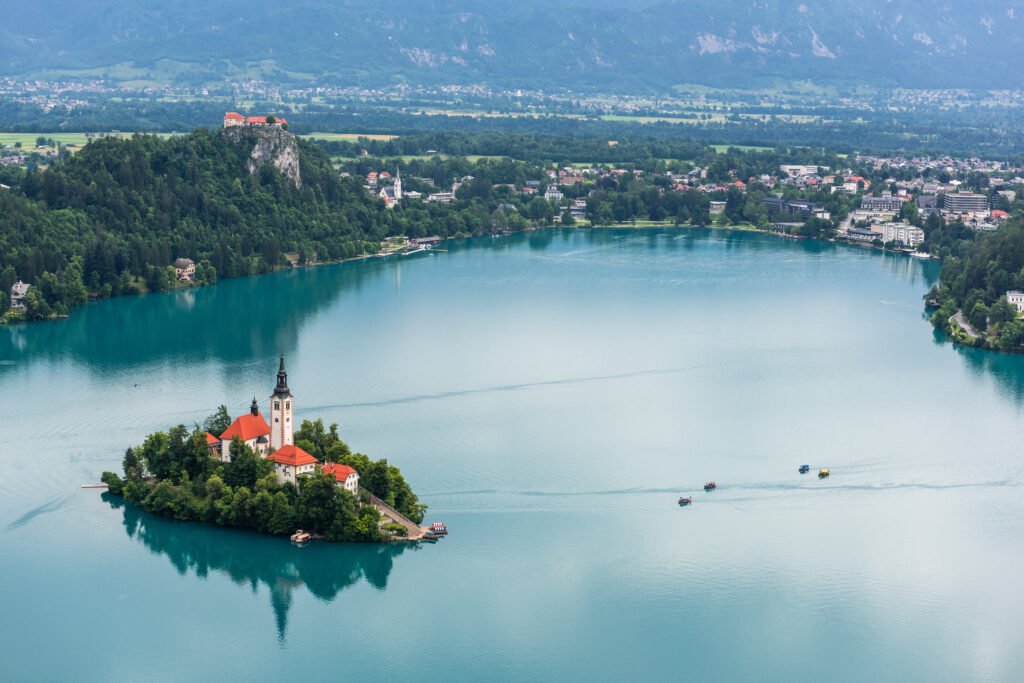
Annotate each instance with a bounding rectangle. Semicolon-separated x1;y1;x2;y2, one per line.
0;132;174;149
304;132;399;142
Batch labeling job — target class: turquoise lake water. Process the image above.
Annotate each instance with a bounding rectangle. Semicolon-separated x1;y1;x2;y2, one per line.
2;228;1024;681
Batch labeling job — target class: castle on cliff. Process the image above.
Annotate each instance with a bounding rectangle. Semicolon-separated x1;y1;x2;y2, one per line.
223;112;288;128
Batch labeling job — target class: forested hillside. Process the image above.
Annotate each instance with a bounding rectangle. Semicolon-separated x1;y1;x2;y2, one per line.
0;128;392;317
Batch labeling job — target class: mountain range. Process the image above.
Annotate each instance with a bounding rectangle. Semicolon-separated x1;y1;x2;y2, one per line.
3;0;1022;91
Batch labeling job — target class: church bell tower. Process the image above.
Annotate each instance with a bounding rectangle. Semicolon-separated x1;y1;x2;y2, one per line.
269;355;294;451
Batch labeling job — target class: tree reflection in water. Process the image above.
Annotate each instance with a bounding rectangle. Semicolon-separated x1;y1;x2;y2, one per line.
105;494;415;641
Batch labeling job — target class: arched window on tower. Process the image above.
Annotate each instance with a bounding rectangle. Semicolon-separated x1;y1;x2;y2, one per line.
285;401;290;410
274;401;280;410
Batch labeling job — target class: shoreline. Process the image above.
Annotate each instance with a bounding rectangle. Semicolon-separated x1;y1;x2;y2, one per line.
1;223;936;328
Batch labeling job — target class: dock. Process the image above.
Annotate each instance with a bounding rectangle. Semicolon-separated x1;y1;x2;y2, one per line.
80;483;109;489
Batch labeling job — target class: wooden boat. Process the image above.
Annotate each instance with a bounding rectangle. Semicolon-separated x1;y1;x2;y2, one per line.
818;469;830;479
678;497;692;506
421;531;441;542
704;482;717;491
290;529;311;544
799;464;810;474
429;522;448;535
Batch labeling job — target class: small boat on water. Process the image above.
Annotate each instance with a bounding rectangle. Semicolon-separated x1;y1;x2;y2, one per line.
818;469;830;479
421;531;441;542
430;522;448;535
290;529;311;545
799;464;810;474
678;497;693;506
704;482;717;491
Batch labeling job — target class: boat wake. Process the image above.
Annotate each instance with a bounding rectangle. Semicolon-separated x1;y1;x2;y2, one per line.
6;494;69;531
307;364;718;411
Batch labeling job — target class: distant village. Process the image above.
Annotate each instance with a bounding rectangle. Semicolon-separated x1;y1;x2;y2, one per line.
353;154;1022;253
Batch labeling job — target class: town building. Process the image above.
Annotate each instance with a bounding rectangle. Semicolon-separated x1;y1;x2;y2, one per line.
943;192;989;214
861;192;904;212
1007;291;1024;314
875;222;925;247
570;198;588;220
709;201;726;215
9;280;29;311
762;197;830;221
780;165;825;177
544;185;564;202
173;258;196;281
846;226;880;243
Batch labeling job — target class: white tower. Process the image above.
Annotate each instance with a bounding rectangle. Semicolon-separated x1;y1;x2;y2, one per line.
393;167;402;200
269;355;294;451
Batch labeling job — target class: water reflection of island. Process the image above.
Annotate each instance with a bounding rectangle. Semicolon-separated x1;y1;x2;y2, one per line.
106;495;415;641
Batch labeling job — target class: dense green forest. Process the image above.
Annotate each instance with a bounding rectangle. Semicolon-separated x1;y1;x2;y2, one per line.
0;128;391;317
101;414;424;542
928;217;1024;351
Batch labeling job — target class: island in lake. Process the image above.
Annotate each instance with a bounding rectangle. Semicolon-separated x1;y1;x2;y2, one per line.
102;356;434;542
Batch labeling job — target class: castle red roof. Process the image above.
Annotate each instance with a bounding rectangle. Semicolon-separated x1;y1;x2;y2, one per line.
224;111;245;121
269;444;319;467
323;462;358;482
246;116;267;124
219;412;270;442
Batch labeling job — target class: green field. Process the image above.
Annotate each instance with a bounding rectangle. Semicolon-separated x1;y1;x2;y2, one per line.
710;144;773;153
0;132;174;148
304;132;399;142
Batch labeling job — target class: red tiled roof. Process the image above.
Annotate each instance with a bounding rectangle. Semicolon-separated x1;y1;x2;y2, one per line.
269;444;319;467
323;462;357;482
220;412;270;442
206;432;220;445
246;116;267;124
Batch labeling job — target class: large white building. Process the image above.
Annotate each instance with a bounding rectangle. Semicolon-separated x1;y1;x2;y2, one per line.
943;192;989;214
1007;291;1024;314
873;222;925;247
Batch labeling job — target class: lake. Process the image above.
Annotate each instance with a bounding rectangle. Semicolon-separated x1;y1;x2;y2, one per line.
2;228;1024;682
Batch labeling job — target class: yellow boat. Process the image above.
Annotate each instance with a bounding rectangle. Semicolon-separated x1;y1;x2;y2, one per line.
818;469;830;478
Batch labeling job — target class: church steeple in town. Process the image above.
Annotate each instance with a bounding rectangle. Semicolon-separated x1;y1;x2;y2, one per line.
393;166;402;201
250;397;259;416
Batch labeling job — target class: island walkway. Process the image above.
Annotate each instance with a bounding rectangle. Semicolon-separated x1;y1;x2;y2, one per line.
366;492;429;540
952;310;980;340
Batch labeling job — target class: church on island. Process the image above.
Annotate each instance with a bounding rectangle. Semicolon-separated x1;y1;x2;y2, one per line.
206;356;359;492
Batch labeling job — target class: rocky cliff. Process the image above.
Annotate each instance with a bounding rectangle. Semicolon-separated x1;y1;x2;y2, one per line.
221;126;301;189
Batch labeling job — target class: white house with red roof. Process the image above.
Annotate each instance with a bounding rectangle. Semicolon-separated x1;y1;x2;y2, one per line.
269;444;319;485
323;463;360;494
